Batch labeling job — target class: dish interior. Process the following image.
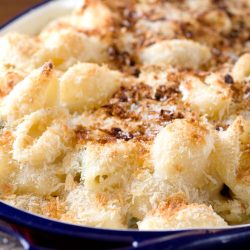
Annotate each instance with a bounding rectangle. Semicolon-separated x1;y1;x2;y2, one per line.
0;0;250;231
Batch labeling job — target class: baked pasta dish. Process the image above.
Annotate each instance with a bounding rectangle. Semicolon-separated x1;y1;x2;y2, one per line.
0;0;250;230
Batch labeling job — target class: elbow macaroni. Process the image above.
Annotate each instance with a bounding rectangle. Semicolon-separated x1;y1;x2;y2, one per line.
140;39;211;69
138;202;227;230
213;117;250;204
59;63;121;112
82;141;148;192
1;63;58;121
64;186;126;229
151;119;215;188
180;74;232;119
36;29;108;70
13;108;73;166
14;164;64;196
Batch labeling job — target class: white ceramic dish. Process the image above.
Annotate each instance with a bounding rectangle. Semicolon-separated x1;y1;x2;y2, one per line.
0;0;82;36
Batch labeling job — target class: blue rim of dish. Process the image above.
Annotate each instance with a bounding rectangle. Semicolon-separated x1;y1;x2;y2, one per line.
6;198;250;249
1;193;250;242
0;0;53;30
0;201;180;242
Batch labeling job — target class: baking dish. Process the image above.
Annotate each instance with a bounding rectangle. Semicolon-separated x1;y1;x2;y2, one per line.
1;1;250;249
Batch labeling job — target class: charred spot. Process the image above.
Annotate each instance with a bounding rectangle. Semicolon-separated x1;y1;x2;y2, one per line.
108;44;134;68
160;109;174;121
224;74;234;84
154;85;179;101
154;92;162;101
215;123;229;131
110;127;123;135
121;8;137;30
75;126;90;141
47;62;53;70
113;83;152;102
109;127;134;141
74;173;81;184
129;59;136;67
220;184;233;199
215;125;222;131
107;45;120;58
155;85;168;101
131;68;141;78
128;216;139;229
116;87;128;102
160;109;184;122
180;23;194;39
103;102;138;120
153;87;161;101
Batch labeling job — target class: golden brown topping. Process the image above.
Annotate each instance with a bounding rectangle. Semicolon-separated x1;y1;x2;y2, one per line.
151;194;188;218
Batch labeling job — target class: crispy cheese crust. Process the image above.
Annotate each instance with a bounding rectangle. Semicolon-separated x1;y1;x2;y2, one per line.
0;0;250;230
